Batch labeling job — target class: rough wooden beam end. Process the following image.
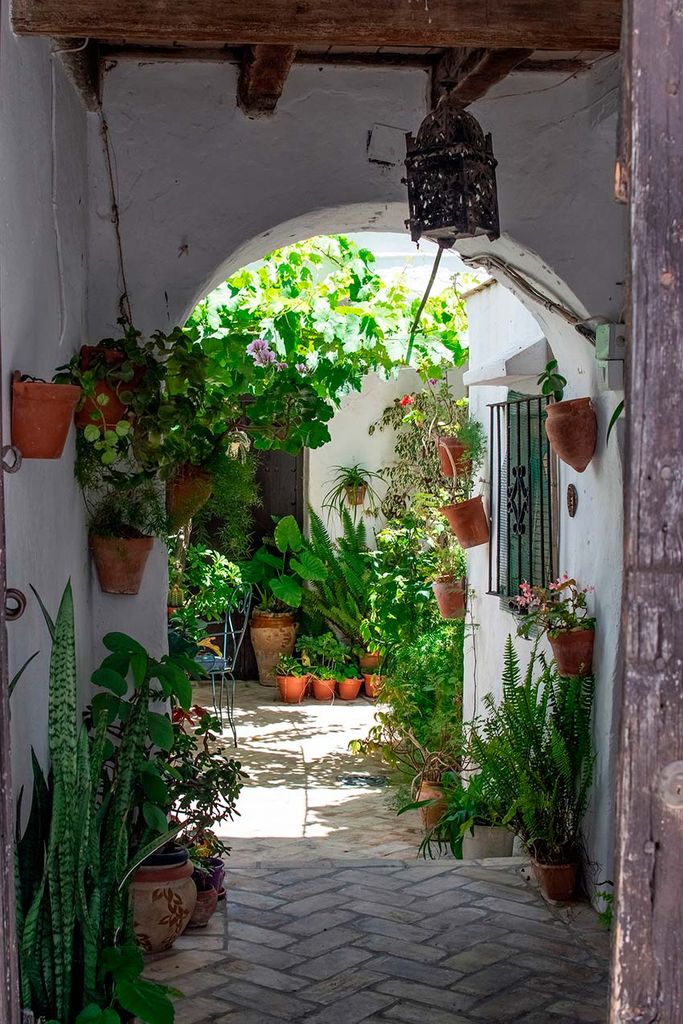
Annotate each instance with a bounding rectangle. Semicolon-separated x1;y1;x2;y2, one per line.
433;47;534;106
238;44;296;116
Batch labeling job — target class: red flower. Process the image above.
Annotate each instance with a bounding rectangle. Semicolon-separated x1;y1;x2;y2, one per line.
399;394;414;407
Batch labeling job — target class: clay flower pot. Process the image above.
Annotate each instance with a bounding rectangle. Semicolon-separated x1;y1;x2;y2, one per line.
363;673;382;699
418;780;447;831
440;495;489;549
532;860;578;902
338;677;363;701
11;379;81;459
345;483;367;506
359;651;380;673
90;535;154;595
549;628;595;677
131;847;197;953
544;398;597;473
167;464;213;531
311;677;336;701
75;344;136;429
435;436;471;478
276;674;309;703
431;576;466;619
462;826;514;859
250;611;297;685
187;885;219;929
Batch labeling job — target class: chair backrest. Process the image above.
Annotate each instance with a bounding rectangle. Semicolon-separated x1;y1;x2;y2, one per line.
201;584;253;672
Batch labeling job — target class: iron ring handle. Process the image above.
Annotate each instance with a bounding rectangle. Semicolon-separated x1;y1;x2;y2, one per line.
5;588;27;621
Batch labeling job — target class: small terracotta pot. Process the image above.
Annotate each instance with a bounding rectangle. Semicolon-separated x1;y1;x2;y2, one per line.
90;535;154;595
167;464;213;531
532;860;578;902
277;674;309;703
345;484;367;506
11;379;81;459
418;781;447;831
251;611;297;685
431;576;466;619
76;382;127;429
338;677;362;701
544;398;597;473
359;651;380;673
549;628;595;677
187;886;219;929
311;677;336;701
440;495;489;549
131;850;197;953
363;674;382;699
435;436;471;478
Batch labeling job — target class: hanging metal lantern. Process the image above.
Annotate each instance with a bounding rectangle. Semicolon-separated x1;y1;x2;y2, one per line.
405;90;500;248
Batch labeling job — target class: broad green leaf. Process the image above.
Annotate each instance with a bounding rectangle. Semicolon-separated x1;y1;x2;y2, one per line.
75;1004;120;1024
103;632;147;655
290;550;327;582
274;515;303;553
91;667;128;696
83;424;100;442
140;767;169;804
143;801;169;834
99;651;131;676
90;692;122;725
270;575;303;607
131;652;149;688
116;977;175;1024
147;711;174;751
115;420;131;436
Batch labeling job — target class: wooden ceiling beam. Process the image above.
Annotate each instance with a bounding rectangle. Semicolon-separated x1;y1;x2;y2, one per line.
11;0;622;51
238;44;296;116
432;46;534;106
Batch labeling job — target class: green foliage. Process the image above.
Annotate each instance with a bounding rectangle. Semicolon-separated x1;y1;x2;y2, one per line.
181;546;243;622
537;359;567;403
321;463;384;521
418;767;510;859
297;632;353;677
516;576;596;638
606;399;624;444
275;654;307;677
190;450;260;560
470;636;595;865
241;514;327;611
88;481;167;539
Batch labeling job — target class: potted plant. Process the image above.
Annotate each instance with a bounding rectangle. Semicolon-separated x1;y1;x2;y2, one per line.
437;418;488;549
427;541;468;620
417;770;513;860
336;665;364;701
275;654;310;703
241;515;327;684
298;632;351;701
322;463;383;517
186;864;219;929
363;672;382;699
538;360;597;472
88;480;167;595
10;371;81;459
515;575;596;676
434;417;486;479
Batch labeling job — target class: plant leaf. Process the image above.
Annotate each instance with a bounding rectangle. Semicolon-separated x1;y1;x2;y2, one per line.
147;711;174;751
274;515;303;554
91;667;128;696
270;575;303;607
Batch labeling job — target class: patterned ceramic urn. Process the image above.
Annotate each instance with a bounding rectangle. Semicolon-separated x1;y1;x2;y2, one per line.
131;847;197;953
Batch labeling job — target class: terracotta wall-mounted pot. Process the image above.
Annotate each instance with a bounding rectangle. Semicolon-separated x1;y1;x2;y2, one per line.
90;535;154;595
544;398;597;473
417;780;447;831
131;848;197;953
167;464;213;531
549;628;595;677
338;677;362;701
250;611;297;685
345;484;367;506
276;674;309;703
435;436;471;478
440;496;489;549
11;379;81;459
431;576;466;619
311;677;336;701
532;860;578;902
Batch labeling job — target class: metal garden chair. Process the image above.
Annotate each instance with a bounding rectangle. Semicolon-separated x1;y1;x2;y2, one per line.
194;584;252;746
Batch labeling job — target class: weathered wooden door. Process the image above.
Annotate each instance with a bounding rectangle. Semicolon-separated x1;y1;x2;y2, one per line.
611;0;683;1016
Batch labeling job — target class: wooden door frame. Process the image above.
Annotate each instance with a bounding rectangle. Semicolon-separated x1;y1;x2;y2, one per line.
610;0;683;1016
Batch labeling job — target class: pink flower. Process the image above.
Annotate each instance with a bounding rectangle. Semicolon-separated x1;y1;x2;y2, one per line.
399;395;414;407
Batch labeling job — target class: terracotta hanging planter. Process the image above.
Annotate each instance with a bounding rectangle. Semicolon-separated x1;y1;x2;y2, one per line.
338;677;362;701
431;576;466;619
345;483;367;507
75;345;132;429
544;398;597;473
417;780;447;831
131;846;197;953
363;673;382;699
11;377;81;459
186;885;219;929
90;534;154;595
277;674;309;703
311;677;337;701
435;435;471;478
359;651;380;673
532;860;578;902
440;495;489;549
250;611;297;685
167;464;213;531
549;628;595;677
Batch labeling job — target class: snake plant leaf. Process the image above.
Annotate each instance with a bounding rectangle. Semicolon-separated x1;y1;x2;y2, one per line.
30;583;55;640
274;514;303;553
147;711;174;751
91;668;128;696
8;649;40;698
102;632;147;655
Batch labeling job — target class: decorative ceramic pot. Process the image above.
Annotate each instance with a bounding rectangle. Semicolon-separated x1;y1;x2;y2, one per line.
544;398;597;473
363;674;382;699
90;535;154;595
440;495;489;549
431;576;466;619
311;677;336;701
549;628;595;677
11;379;81;459
338;677;362;701
187;886;219;929
276;674;309;703
359;651;380;673
462;826;514;859
532;860;578;902
418;780;447;831
345;484;367;506
206;856;226;893
131;847;197;953
435;436;471;478
167;464;213;531
250;611;297;685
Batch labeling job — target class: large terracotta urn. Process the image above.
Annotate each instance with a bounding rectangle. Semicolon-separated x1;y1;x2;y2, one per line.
131;846;197;953
418;780;447;831
250;610;297;685
544;398;597;473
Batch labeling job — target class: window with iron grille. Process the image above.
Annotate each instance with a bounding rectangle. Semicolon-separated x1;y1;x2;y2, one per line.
488;394;556;607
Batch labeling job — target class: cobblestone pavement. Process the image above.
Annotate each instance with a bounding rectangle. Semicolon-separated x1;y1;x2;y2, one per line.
147;682;610;1023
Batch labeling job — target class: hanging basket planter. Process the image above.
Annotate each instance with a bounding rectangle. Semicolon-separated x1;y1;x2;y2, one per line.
440;495;489;549
74;345;134;429
431;576;466;619
435;436;471;478
167;464;213;531
549;627;595;677
344;483;367;507
11;376;81;459
90;534;154;595
544;398;597;473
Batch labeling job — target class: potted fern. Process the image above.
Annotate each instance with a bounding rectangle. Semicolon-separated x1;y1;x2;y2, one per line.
88;480;167;595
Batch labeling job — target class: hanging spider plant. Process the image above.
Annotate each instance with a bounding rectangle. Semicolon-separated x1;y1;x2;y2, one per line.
322;464;384;520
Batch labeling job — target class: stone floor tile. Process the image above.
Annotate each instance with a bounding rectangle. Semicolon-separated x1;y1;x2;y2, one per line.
337;883;419;908
473;895;557;921
286;924;363;958
227;889;285;911
454;961;530;997
227;921;296;949
547;1000;607;1021
442;941;513;973
298;966;383;1004
467;985;551;1020
211;978;316;1019
144;950;231;982
354;914;439;944
351;931;448;963
382;1002;474;1024
292;945;375;980
374;978;477;1013
364;953;461;987
282;907;356;937
279;891;342;917
496;929;593;961
214;1009;284;1024
346;899;424;926
173;994;237;1024
219;958;308;992
302;989;396;1023
515;951;605;984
